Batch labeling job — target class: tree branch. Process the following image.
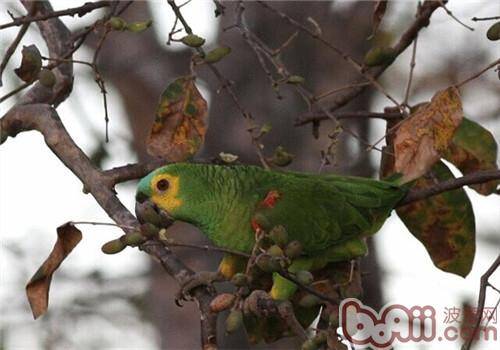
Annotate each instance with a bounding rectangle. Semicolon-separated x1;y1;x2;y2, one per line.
398;169;500;206
462;254;500;350
294;110;403;127
0;103;218;348
141;240;218;350
103;160;167;185
455;57;500;88
1;2;217;344
295;0;443;126
0;1;111;30
0;7;32;87
256;0;401;108
167;0;271;170
16;0;74;107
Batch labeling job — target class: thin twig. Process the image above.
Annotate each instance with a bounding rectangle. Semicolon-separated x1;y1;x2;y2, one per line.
0;81;31;103
41;27;114;142
455;58;500;88
365;116;407;153
0;21;30;87
256;0;402;109
161;238;251;259
471;16;500;22
319;1;442;118
484;295;500;327
272;30;298;55
438;0;474;31
235;2;384;166
278;270;339;305
167;0;270;169
312;82;371;103
462;254;500;350
295;110;403;126
69;221;136;230
403;34;418;107
92;26;112;142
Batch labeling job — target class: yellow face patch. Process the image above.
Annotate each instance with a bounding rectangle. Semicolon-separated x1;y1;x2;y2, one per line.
150;173;182;213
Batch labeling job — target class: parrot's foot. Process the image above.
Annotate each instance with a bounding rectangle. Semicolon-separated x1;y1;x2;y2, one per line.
175;271;225;306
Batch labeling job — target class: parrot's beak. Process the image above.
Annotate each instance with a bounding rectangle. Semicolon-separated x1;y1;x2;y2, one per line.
135;196;174;227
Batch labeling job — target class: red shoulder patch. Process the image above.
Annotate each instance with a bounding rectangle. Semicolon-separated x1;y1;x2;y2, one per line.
251;218;261;232
261;190;281;208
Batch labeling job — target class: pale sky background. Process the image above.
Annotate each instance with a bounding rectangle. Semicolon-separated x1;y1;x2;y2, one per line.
1;1;499;349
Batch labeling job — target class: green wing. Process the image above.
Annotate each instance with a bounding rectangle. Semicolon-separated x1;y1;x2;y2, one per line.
253;172;406;253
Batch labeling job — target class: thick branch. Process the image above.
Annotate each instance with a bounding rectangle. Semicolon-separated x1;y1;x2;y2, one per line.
0;104;218;348
1;104;135;225
104;160;167;186
398;169;500;206
0;1;111;30
141;240;218;350
16;0;74;106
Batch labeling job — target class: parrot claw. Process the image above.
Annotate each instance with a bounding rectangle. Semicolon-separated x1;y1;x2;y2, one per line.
175;271;224;305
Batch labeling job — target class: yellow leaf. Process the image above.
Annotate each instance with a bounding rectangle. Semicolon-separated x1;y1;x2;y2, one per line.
394;86;463;182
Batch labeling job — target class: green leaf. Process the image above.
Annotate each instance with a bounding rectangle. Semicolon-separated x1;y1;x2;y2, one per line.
269;146;294;167
181;34;206;47
287;75;305;84
364;46;396;67
107;17;127;31
147;76;208;161
486;21;500;41
260;122;272;134
126;20;152;33
396;161;476;277
101;238;126;254
443;117;499;195
15;45;42;83
204;46;231;63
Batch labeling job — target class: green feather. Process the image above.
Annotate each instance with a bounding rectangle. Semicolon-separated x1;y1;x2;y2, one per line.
137;163;407;256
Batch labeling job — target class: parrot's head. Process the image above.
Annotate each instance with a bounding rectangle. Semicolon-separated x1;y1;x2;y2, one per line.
136;163;202;220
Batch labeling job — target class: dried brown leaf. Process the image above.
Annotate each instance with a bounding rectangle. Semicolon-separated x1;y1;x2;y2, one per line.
394;86;463;182
147;76;208;161
15;45;42;83
26;222;82;319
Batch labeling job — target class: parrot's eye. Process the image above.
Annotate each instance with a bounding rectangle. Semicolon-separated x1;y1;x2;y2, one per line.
156;179;169;192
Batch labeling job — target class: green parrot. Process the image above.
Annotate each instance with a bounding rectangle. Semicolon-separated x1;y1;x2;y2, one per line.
136;163;407;301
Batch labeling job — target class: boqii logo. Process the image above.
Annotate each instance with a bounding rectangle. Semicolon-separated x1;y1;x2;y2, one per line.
339;298;436;350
